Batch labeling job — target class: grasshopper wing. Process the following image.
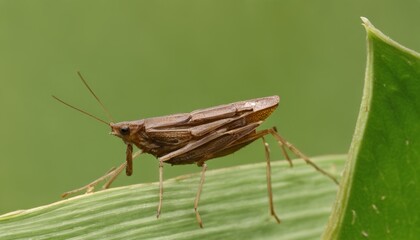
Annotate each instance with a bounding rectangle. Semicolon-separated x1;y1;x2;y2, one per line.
160;121;262;165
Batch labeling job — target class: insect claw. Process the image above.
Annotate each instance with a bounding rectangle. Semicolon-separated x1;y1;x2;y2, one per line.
273;214;281;224
195;209;204;228
86;185;95;194
285;157;293;168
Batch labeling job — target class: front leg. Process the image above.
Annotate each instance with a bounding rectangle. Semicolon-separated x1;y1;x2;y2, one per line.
126;144;133;176
61;149;143;198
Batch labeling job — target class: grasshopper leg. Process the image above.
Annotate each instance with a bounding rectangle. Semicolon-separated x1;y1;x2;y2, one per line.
103;149;143;189
218;127;338;185
61;150;143;198
61;164;123;198
275;131;293;167
242;128;338;185
262;136;281;223
268;128;339;185
194;162;207;228
157;159;164;218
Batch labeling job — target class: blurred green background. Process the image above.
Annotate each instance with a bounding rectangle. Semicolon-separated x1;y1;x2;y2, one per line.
0;1;419;215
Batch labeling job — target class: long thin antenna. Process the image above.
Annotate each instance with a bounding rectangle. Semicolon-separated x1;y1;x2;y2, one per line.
52;95;109;126
77;71;115;122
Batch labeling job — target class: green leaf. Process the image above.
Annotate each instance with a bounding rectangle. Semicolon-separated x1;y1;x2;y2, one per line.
0;156;343;240
323;18;420;239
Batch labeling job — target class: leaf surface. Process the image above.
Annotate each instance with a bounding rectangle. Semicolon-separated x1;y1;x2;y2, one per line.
0;156;343;240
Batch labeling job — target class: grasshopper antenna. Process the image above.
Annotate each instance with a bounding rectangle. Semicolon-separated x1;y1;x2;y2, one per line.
52;95;109;126
77;71;115;123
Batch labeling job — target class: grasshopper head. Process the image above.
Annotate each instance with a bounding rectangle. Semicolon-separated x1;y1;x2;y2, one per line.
110;121;143;144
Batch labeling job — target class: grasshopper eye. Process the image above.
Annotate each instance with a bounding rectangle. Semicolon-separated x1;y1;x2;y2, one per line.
120;126;130;135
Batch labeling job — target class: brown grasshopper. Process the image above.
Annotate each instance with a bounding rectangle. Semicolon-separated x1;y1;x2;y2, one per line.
54;72;338;228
